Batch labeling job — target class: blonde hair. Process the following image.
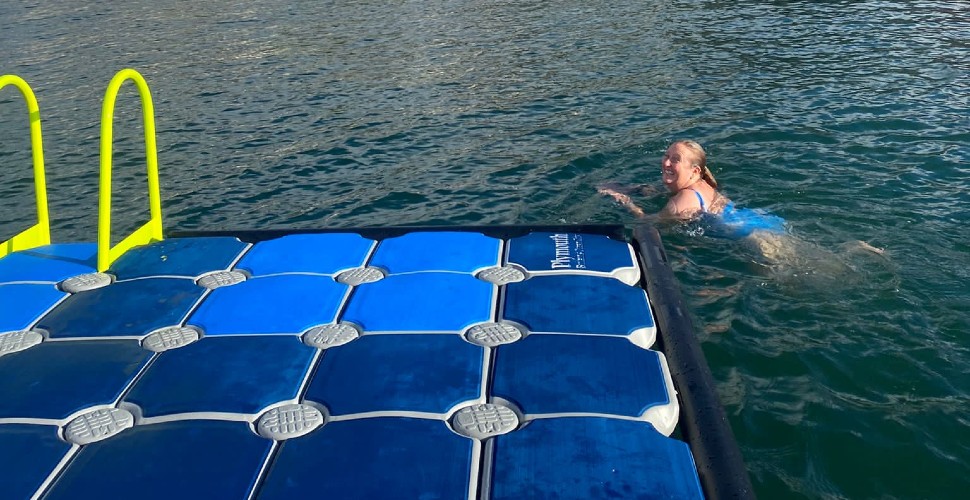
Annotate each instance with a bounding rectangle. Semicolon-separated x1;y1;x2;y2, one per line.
672;139;718;189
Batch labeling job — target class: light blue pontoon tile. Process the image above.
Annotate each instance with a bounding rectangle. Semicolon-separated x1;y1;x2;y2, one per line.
0;283;66;331
342;273;493;332
491;417;703;500
492;334;669;417
124;335;316;417
0;339;152;419
0;424;72;500
305;334;482;415
44;420;271;500
369;231;501;274
507;232;640;285
0;243;97;283
189;275;348;335
236;233;375;276
503;275;655;338
107;237;248;280
36;278;205;338
260;418;472;499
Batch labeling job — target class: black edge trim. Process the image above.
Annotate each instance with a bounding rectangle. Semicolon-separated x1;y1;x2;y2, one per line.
169;224;627;243
632;223;756;500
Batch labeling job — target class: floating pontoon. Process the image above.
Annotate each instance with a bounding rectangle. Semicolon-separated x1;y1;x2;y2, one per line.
0;70;753;499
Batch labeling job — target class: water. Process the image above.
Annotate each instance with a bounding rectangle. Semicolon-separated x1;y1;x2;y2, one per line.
2;1;968;497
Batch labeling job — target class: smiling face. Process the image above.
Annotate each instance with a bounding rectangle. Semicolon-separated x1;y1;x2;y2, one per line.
660;142;702;193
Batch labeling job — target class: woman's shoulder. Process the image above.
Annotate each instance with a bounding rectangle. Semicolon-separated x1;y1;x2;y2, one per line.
664;186;730;219
662;189;704;218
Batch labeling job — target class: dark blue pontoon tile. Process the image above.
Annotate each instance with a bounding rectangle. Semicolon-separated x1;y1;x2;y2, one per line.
260;418;472;499
490;418;703;500
0;339;152;419
0;424;72;500
236;233;375;276
503;275;655;347
36;278;205;338
369;231;501;274
506;232;640;285
107;237;248;280
492;335;678;432
342;273;494;332
124;335;316;417
44;420;271;500
189;275;348;335
0;283;66;331
0;243;98;283
305;334;483;415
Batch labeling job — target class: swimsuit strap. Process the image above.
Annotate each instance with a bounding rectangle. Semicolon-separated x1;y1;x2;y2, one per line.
689;188;707;213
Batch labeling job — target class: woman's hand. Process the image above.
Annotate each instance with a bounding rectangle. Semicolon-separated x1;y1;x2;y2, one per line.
597;186;632;205
598;185;645;218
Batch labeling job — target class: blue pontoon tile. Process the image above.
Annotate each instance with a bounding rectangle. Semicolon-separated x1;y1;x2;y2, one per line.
0;424;72;500
260;417;472;499
36;278;205;338
503;275;655;342
44;420;272;500
369;231;501;274
490;417;703;500
235;233;375;276
305;334;483;415
507;232;641;285
342;273;494;332
107;237;248;280
0;283;66;331
124;335;316;417
189;275;348;335
492;334;672;420
0;243;98;283
0;339;152;419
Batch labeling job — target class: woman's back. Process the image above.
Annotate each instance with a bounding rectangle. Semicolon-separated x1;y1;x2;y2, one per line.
663;180;725;218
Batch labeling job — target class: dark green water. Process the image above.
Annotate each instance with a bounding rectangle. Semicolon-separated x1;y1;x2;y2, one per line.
2;1;968;498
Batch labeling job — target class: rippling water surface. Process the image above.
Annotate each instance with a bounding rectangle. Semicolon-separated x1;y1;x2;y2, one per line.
2;1;968;498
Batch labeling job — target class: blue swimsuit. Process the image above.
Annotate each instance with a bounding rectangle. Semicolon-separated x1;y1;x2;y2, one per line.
691;189;786;239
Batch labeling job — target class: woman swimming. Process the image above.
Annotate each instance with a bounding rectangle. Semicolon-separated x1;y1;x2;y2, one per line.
599;140;784;237
598;140;882;261
598;140;723;218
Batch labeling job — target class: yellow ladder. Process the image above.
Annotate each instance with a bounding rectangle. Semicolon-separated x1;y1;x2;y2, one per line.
0;69;164;269
0;75;51;258
97;68;164;271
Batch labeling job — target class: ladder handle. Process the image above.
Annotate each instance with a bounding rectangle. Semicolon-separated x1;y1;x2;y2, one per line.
0;74;51;256
97;69;164;271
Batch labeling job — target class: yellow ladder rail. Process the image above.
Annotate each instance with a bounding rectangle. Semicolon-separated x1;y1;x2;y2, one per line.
98;68;164;271
0;74;52;257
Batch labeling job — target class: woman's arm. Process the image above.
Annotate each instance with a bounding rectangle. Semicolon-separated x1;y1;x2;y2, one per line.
598;186;646;218
658;199;681;220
